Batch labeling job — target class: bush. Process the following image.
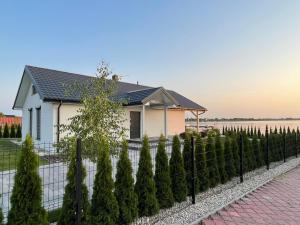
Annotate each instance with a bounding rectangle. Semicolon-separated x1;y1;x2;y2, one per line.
154;135;174;209
224;135;235;180
10;124;16;138
49;208;61;224
231;135;240;176
195;135;209;192
0;205;3;225
16;124;22;138
243;133;254;172
91;142;119;225
206;135;220;188
183;135;198;195
135;136;159;217
169;135;187;202
3;123;9;138
0;126;2;138
58;143;90;225
215;134;227;184
252;136;263;168
7;135;48;225
115;141;138;224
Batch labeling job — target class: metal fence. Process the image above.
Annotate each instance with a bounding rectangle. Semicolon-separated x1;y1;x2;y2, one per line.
0;127;299;224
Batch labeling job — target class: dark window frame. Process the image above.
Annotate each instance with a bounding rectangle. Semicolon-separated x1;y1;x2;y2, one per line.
36;107;41;140
28;108;32;137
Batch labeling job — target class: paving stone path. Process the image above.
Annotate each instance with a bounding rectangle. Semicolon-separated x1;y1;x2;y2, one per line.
201;166;300;225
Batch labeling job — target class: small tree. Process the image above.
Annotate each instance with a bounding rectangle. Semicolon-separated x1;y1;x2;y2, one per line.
252;135;263;168
91;142;119;225
3;123;9;138
115;141;138;225
7;135;48;225
195;135;209;192
215;134;227;184
231;135;240;176
154;135;174;209
206;135;220;188
134;136;159;217
16;124;22;138
224;135;235;180
58;142;90;225
10;124;16;138
169;135;187;202
0;126;2;138
0;199;3;225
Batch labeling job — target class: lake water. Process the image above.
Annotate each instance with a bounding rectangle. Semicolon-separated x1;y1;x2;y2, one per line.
186;120;300;133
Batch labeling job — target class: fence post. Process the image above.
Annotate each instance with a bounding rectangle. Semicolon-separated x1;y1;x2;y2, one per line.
295;132;298;158
266;126;270;170
191;136;196;204
239;133;243;183
283;132;286;163
76;138;82;225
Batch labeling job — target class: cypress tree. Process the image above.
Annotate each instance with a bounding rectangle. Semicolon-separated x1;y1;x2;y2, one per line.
242;133;252;172
169;135;187;202
91;142;119;225
206;135;220;188
7;135;48;225
183;135;197;195
16;124;22;138
115;141;138;225
0;208;2;225
195;135;209;192
154;135;174;209
58;144;90;225
135;136;159;216
215;134;227;184
3;123;9;138
231;135;240;176
10;124;16;138
0;126;2;138
252;136;263;168
224;135;235;180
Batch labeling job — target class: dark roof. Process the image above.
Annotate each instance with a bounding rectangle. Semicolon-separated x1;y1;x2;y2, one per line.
17;65;206;110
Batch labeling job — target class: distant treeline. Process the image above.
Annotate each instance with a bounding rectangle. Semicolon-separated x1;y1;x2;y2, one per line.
186;118;300;122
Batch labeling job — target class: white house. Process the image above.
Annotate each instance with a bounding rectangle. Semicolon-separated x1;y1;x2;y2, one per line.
13;65;206;144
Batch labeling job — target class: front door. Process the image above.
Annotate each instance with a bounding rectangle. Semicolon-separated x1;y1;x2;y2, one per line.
130;111;141;139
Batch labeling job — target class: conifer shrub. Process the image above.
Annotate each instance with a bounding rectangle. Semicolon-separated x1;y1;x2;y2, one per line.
252;136;263;168
183;134;196;196
115;141;138;224
0;201;3;225
224;135;235;180
215;134;227;184
242;133;253;172
135;136;159;216
7;135;48;225
16;124;22;138
154;135;174;209
231;135;240;176
206;135;220;188
91;142;119;225
0;126;2;138
3;123;9;138
195;135;209;192
58;142;90;225
10;124;16;138
169;135;187;202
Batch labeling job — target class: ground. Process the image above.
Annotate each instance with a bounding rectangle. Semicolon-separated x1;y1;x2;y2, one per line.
201;165;300;225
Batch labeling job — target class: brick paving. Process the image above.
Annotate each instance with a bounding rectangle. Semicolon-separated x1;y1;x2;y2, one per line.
201;166;300;225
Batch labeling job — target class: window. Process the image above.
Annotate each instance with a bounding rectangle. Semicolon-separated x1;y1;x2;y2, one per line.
32;85;37;95
29;108;32;136
36;107;41;140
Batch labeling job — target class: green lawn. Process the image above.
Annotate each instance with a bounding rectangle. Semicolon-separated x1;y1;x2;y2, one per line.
0;139;47;171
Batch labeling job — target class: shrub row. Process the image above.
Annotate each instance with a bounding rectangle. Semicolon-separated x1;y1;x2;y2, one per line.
0;124;21;138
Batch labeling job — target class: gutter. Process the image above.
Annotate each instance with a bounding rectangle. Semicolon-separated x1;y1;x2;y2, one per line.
57;101;62;143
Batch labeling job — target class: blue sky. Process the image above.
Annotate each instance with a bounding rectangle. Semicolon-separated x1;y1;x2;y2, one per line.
1;1;300;117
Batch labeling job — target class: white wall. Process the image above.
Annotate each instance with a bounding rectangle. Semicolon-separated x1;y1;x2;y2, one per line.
22;84;54;144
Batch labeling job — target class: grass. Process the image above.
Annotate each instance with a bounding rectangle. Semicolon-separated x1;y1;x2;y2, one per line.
0;138;47;171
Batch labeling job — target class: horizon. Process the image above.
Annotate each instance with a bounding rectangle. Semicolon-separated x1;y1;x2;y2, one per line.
1;1;300;118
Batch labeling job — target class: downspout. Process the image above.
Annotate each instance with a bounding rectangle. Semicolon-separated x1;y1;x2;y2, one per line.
57;101;62;143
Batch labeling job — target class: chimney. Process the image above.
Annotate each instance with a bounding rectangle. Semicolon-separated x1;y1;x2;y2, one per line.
112;74;120;81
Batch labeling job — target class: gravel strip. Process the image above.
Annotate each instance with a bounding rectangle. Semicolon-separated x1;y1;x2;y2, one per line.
151;157;300;225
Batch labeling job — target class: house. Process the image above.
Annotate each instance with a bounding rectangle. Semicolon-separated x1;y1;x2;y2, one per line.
0;115;22;127
13;65;206;144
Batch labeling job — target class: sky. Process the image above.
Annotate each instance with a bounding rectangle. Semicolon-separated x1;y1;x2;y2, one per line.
0;0;300;118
